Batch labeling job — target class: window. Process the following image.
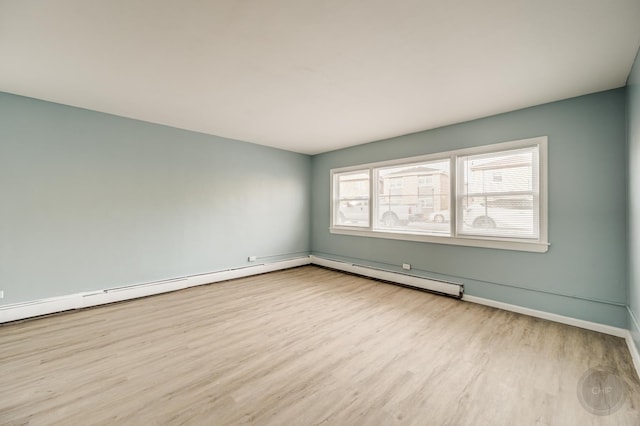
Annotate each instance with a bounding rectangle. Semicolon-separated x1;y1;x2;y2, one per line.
330;137;548;253
377;159;450;235
333;170;370;227
458;146;539;240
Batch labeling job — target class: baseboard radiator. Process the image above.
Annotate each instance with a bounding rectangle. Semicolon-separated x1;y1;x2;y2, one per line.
1;255;463;324
0;257;311;324
309;255;463;299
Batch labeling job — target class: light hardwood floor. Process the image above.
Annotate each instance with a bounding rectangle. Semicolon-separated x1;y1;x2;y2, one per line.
1;266;639;425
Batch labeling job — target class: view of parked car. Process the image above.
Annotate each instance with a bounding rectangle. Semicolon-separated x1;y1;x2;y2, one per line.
426;199;534;232
378;201;423;226
337;199;423;227
428;209;450;223
337;199;369;225
463;198;534;230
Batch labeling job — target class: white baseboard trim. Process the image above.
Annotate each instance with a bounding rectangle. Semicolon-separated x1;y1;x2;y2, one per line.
626;307;640;380
309;255;463;298
309;255;626;338
468;296;640;381
0;257;311;324
463;294;627;338
312;257;639;379
625;330;640;380
2;254;635;375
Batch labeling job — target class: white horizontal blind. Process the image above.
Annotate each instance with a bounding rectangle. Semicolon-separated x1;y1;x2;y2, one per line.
458;146;539;239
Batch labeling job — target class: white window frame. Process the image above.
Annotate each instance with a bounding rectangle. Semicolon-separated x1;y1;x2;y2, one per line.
329;136;549;253
332;169;371;228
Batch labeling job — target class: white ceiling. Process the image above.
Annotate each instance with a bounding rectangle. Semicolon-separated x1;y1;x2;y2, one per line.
1;1;639;155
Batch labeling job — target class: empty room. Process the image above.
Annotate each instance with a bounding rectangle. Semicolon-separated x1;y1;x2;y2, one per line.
2;1;640;425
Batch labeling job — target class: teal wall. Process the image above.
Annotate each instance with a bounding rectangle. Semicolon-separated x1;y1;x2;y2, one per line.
311;89;628;327
0;92;310;305
1;85;633;330
628;46;640;348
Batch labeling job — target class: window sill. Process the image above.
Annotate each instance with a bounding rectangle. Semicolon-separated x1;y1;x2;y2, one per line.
329;227;549;253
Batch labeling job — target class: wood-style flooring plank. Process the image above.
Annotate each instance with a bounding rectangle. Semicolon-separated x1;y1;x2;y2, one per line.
1;266;638;425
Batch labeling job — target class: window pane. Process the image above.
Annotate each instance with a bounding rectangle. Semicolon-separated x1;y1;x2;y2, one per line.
459;147;538;239
375;159;450;236
335;171;369;227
